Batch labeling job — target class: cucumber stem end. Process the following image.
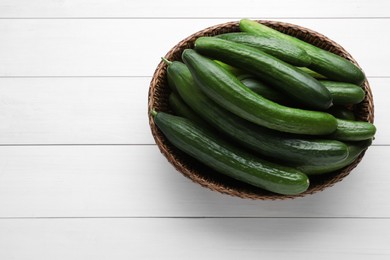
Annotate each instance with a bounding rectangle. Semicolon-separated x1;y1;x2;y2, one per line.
161;57;172;65
150;109;158;117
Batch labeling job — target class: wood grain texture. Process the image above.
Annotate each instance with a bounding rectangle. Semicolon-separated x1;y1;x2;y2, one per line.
0;145;386;218
0;77;386;145
0;19;388;77
0;218;389;259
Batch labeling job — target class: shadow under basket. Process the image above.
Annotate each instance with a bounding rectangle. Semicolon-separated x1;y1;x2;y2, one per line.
148;20;375;200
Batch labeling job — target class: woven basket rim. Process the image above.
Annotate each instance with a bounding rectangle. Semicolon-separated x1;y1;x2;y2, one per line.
148;20;374;200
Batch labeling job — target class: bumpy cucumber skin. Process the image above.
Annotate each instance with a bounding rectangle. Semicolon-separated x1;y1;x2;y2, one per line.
239;77;290;105
319;80;366;105
239;19;366;85
215;32;311;66
154;111;309;195
298;139;372;175
166;61;180;94
240;77;365;107
330;119;377;141
213;60;243;76
296;67;327;79
168;92;208;126
182;49;337;135
194;37;332;109
167;61;348;166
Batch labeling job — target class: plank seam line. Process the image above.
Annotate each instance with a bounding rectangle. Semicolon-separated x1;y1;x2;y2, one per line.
0;144;386;147
0;216;389;220
0;144;157;146
0;17;390;20
0;76;388;79
0;76;151;78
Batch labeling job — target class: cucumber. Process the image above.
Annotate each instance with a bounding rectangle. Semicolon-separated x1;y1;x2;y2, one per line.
239;77;291;105
167;60;349;166
330;119;376;141
297;139;372;175
327;106;356;120
319;80;366;105
241;77;365;107
239;19;366;85
163;58;179;94
152;111;309;195
182;49;337;135
194;36;332;109
168;92;208;126
213;60;243;76
215;32;311;66
296;67;327;79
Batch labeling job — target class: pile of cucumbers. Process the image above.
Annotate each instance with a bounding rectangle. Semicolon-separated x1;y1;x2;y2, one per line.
152;19;376;196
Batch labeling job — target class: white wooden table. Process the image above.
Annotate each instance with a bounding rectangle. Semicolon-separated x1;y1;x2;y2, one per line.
0;1;389;259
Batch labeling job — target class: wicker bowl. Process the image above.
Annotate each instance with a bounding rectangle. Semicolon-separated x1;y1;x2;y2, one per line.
148;20;374;200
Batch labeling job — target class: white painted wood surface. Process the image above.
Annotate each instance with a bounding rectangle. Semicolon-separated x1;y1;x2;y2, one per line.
0;0;388;18
0;18;388;77
0;77;388;145
0;1;389;259
1;218;389;260
0;145;387;218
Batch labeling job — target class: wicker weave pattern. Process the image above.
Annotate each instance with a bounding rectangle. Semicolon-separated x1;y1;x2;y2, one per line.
148;20;374;200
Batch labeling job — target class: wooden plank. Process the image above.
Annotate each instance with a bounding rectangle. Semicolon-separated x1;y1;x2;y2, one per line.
0;18;388;77
0;0;388;18
0;77;386;145
0;77;151;144
0;145;387;218
0;218;389;259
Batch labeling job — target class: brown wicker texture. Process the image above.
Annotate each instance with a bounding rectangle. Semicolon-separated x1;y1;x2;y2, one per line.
148;20;374;200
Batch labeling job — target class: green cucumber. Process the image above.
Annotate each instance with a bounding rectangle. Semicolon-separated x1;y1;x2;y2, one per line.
239;19;366;85
215;32;311;66
319;80;366;105
167;60;348;166
163;58;179;94
213;60;243;76
182;49;337;135
194;36;332;109
241;77;365;107
327;106;356;120
239;77;291;105
297;139;372;175
152;111;309;195
296;67;327;79
330;119;376;141
168;92;208;126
